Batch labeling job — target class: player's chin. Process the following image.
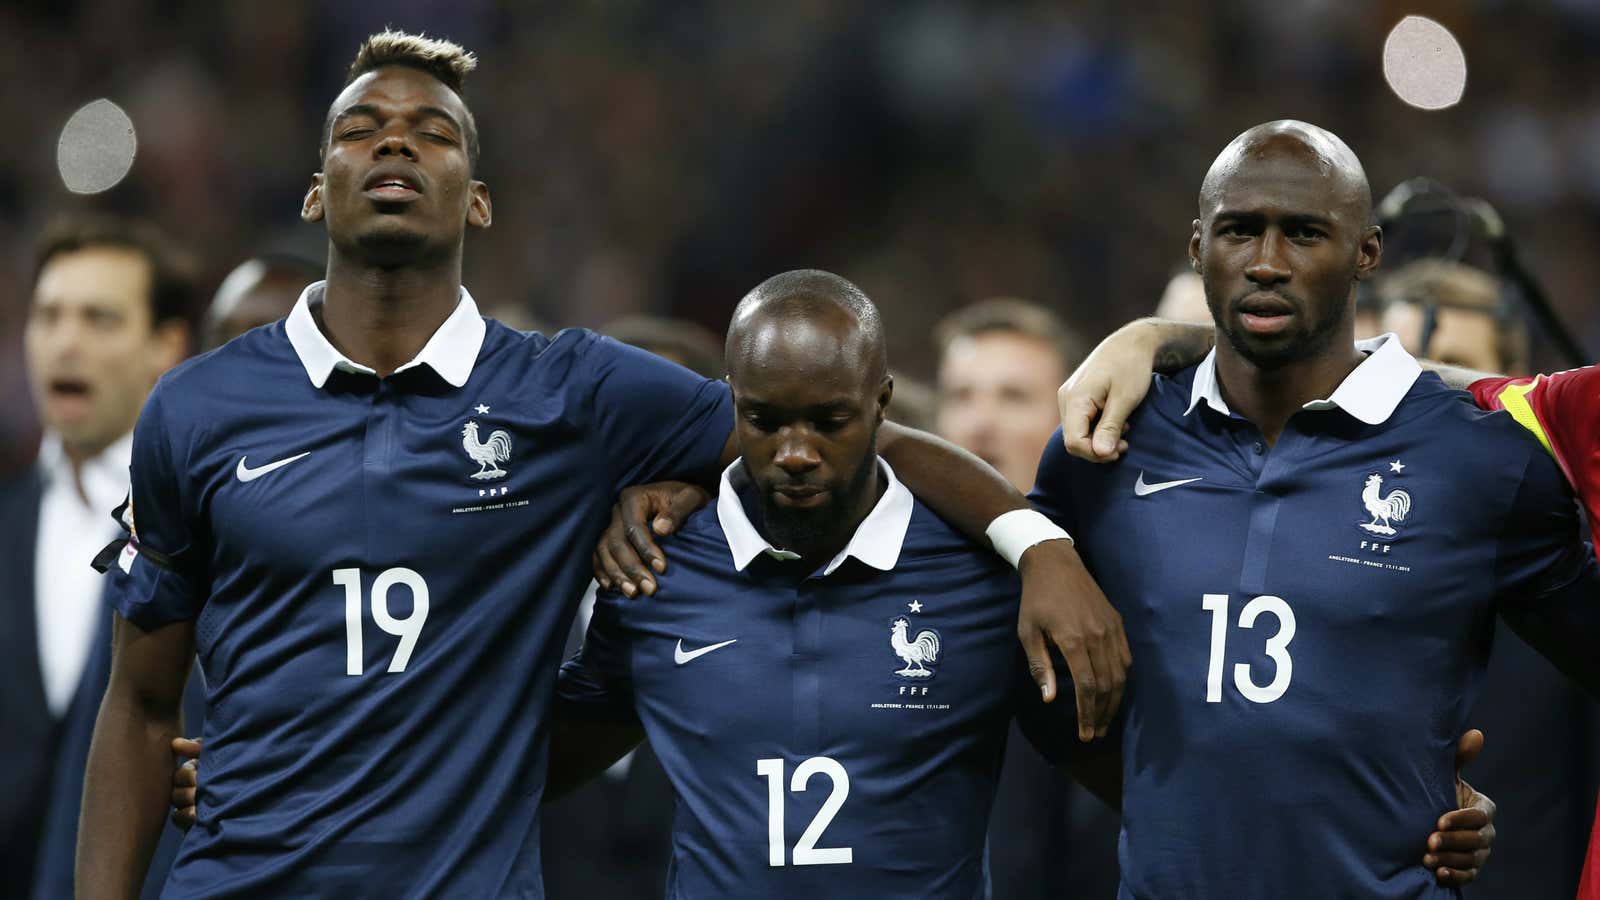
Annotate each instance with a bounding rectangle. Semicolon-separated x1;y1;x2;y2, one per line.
351;220;434;260
760;496;838;545
1227;326;1310;370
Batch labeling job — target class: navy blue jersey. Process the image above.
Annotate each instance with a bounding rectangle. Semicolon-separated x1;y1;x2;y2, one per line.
107;285;732;899
557;460;1023;899
1027;337;1598;900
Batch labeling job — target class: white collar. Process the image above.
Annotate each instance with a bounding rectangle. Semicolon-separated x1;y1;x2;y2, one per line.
37;428;134;512
1184;333;1422;425
285;280;486;389
716;456;915;576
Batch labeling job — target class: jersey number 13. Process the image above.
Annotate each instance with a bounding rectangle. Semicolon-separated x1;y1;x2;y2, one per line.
1201;594;1295;703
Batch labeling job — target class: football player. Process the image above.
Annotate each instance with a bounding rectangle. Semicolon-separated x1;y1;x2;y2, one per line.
1036;120;1598;897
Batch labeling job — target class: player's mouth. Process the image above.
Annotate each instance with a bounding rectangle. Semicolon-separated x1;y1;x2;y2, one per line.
362;169;423;202
46;377;94;421
773;485;829;508
1237;293;1296;335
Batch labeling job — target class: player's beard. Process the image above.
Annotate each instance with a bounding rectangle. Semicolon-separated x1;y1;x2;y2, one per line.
330;199;448;270
758;434;878;558
350;223;438;269
1211;286;1349;371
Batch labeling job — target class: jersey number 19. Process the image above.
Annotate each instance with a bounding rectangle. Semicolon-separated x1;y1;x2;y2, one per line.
334;567;430;675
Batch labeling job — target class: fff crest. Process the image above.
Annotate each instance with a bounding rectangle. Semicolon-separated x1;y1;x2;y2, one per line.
461;418;512;481
1356;471;1411;537
889;616;940;679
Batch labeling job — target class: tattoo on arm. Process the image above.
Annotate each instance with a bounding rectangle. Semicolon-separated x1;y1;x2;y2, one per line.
1152;324;1215;376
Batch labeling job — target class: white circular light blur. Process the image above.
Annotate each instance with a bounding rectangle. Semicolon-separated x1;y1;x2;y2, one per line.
1382;16;1467;111
57;99;137;194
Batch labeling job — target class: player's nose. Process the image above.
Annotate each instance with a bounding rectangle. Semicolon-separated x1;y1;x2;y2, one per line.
773;434;821;474
373;131;417;161
1244;232;1291;285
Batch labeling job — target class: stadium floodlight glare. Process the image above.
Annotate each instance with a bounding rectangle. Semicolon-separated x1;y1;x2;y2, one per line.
57;98;137;194
1382;16;1467;111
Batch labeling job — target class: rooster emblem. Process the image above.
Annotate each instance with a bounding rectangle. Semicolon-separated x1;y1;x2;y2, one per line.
461;420;512;481
1358;473;1411;536
890;617;940;678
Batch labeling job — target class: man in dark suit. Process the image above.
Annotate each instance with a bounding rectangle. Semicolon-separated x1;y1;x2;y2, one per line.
33;252;326;899
0;215;194;897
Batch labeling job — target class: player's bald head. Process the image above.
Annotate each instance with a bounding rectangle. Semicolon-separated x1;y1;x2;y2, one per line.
1199;120;1371;227
726;269;887;390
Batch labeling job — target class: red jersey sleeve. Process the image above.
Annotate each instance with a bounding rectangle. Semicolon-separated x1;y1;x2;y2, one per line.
1469;368;1600;526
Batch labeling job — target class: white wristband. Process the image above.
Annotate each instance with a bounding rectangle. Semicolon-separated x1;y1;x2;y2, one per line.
986;509;1073;568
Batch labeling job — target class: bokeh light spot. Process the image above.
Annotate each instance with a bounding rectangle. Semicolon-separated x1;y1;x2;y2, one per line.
57;99;137;194
1382;16;1467;111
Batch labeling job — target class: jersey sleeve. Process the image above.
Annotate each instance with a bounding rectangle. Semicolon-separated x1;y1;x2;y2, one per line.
108;386;209;629
555;590;639;724
1469;368;1600;488
1026;427;1082;534
579;332;733;491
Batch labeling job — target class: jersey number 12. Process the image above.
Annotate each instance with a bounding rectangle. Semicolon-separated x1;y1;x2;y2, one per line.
757;757;853;867
334;567;430;675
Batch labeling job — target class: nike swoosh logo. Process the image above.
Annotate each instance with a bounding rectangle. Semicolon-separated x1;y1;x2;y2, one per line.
674;638;738;665
1133;472;1202;496
235;452;311;483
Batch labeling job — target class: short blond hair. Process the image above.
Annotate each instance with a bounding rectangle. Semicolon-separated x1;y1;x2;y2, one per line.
323;30;481;167
347;29;477;95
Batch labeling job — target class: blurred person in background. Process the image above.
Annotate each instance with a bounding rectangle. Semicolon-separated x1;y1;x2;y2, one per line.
200;254;324;350
934;299;1086;491
932;298;1121;900
1376;259;1527;375
1;215;193;896
1154;269;1210;324
1374;256;1597;900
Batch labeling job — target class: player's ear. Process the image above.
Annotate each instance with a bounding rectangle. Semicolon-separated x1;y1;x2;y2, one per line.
1188;219;1203;273
1355;224;1382;280
302;173;325;224
875;374;894;427
467;180;492;230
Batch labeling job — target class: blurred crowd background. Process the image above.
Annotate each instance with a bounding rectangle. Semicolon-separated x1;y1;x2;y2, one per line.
4;0;1600;465
5;2;1600;898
